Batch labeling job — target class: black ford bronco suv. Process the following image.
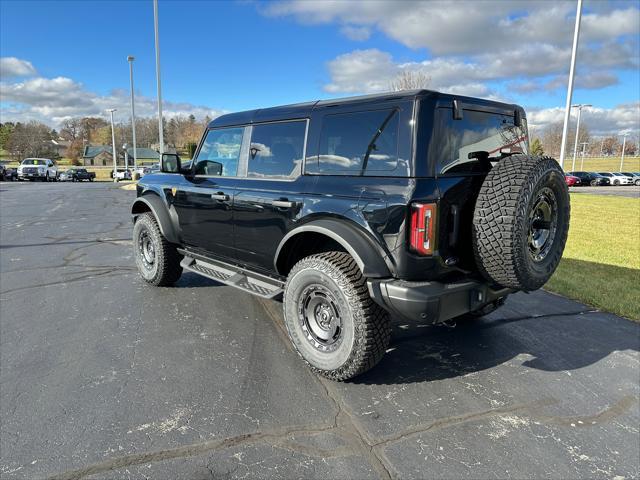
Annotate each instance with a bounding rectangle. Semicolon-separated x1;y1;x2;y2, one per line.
131;90;570;381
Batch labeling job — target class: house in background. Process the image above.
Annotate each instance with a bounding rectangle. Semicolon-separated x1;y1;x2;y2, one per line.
82;146;121;166
125;147;159;166
50;139;70;158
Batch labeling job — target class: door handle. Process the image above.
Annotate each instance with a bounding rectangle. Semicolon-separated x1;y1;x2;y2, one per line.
272;199;295;208
211;192;229;201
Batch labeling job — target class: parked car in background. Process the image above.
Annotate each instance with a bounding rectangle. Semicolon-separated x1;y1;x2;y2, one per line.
17;158;58;181
567;171;610;186
141;164;160;177
620;172;640;186
565;175;581;186
598;172;633;186
72;168;95;182
110;168;132;181
59;169;74;181
0;163;5;181
4;166;18;181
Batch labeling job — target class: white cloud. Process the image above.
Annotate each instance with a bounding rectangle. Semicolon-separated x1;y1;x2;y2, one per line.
340;25;371;41
262;1;639;98
528;103;640;137
0;57;37;78
0;74;223;127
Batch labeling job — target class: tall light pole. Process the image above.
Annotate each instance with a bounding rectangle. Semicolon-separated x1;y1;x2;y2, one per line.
559;0;583;170
619;133;628;171
579;142;588;170
571;103;591;172
107;109;118;182
127;55;138;171
153;0;164;154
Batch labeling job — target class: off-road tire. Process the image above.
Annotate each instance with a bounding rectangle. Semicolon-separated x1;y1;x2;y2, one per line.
472;155;570;291
283;251;391;381
133;212;183;286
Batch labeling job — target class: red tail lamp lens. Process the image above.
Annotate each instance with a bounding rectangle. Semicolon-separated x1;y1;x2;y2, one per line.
410;203;436;255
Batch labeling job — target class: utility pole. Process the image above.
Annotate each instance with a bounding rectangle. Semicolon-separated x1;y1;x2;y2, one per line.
571;103;591;172
579;142;588;170
107;109;118;182
127;56;138;171
620;133;628;171
559;0;583;170
153;0;164;154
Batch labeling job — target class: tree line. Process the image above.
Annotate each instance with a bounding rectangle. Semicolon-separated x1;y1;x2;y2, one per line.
0;114;211;164
532;122;637;159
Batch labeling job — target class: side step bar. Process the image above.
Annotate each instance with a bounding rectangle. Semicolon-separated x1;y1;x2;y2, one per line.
178;251;284;300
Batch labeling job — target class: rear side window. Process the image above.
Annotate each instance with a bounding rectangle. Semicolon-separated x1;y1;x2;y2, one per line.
433;108;529;175
195;127;244;177
248;121;306;179
318;109;399;174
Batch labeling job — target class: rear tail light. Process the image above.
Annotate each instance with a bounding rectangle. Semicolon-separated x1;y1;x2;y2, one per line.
410;203;436;256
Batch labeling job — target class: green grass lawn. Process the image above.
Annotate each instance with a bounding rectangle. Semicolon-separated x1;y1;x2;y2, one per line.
545;193;640;320
561;156;640;172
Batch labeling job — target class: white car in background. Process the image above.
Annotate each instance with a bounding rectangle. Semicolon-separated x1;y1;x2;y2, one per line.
17;158;58;181
597;172;633;186
620;172;640;186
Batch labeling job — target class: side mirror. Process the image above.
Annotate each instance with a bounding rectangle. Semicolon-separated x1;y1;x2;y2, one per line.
161;153;181;173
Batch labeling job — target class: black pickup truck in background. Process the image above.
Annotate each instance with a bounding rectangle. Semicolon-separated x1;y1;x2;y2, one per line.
72;169;95;182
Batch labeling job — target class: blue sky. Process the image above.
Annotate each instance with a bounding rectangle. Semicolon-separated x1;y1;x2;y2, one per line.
1;0;639;135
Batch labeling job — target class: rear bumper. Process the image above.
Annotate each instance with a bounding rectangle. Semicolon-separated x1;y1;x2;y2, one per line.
367;278;511;324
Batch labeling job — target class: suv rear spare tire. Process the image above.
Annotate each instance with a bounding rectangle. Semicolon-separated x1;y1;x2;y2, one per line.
283;251;391;381
472;155;570;291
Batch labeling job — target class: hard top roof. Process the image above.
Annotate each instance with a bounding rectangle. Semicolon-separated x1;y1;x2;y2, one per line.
208;90;522;128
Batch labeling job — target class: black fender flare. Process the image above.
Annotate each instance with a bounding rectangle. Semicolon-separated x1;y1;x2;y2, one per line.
131;194;180;244
275;219;393;278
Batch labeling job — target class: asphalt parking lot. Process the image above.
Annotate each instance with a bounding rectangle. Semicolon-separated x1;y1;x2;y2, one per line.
1;181;638;480
569;185;640;198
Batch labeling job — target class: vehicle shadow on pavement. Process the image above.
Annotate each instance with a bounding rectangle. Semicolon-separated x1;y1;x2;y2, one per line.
174;271;224;288
352;312;639;386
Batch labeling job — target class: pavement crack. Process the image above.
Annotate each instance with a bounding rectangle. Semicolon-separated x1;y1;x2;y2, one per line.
48;424;336;480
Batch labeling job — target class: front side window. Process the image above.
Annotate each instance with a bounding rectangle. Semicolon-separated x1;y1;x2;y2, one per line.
318;109;399;174
433;108;529;175
195;127;244;176
248;121;306;179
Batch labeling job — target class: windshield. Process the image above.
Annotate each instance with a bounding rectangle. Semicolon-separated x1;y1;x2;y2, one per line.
22;159;46;165
598;173;612;177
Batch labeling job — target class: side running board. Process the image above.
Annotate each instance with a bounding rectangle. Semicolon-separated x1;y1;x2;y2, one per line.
179;252;284;300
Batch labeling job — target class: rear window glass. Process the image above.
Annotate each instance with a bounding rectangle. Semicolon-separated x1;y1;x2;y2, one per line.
248;121;305;179
318;109;399;174
433;108;528;175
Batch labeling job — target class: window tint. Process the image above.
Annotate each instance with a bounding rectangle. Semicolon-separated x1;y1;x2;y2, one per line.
248;121;305;179
318;109;399;174
195;127;244;176
433;108;529;175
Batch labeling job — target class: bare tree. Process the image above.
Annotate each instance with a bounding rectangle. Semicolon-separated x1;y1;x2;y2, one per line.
389;70;431;91
5;121;56;159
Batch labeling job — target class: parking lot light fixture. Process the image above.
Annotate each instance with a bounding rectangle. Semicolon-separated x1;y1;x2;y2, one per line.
153;0;164;154
571;103;591;172
579;142;588;170
127;55;137;171
620;133;628;171
107;109;117;182
559;0;583;171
